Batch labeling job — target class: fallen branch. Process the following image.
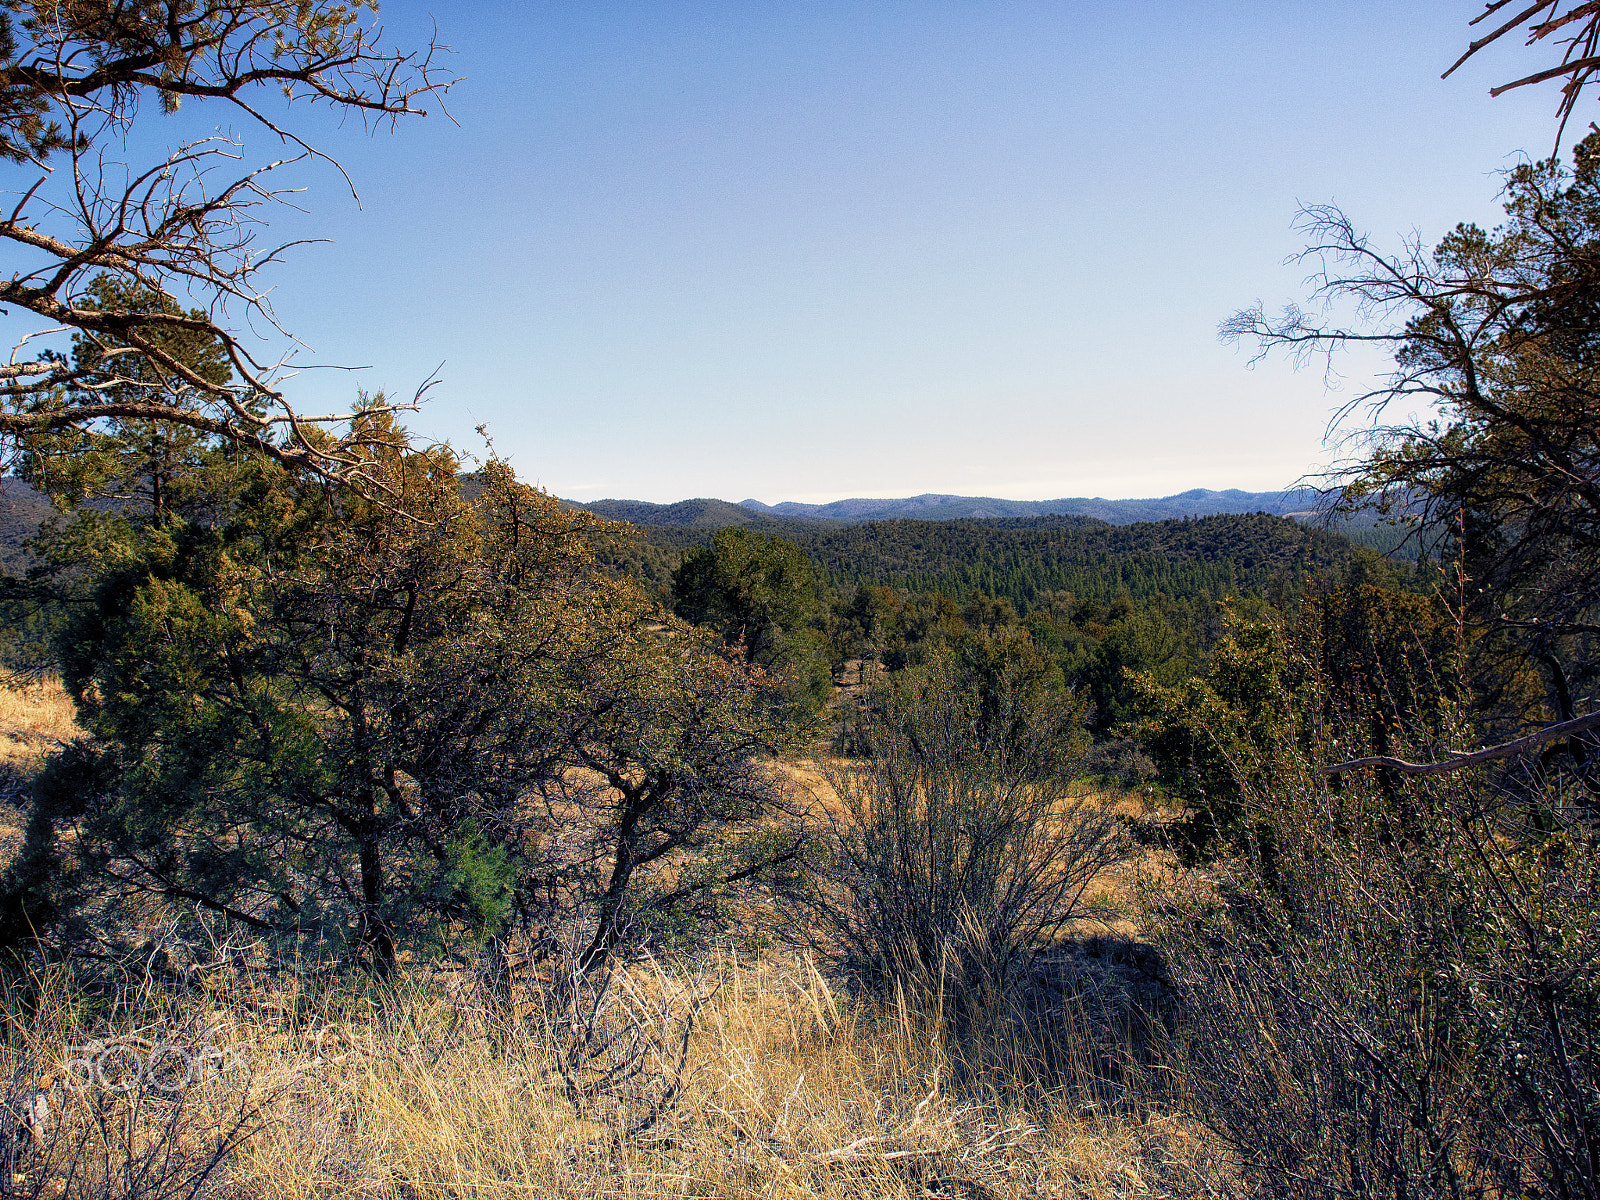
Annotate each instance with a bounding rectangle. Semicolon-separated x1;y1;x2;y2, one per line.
1322;711;1600;776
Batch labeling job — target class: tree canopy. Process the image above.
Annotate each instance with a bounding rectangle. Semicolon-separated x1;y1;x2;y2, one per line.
671;526;831;722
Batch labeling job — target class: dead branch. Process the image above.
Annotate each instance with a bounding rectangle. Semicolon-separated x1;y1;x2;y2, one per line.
1446;2;1600;138
1322;710;1600;775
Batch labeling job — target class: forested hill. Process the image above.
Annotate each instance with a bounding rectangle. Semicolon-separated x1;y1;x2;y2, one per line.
737;486;1321;524
572;491;1415;561
575;487;1323;527
0;476;1373;615
631;510;1362;613
0;480;56;570
577;497;784;529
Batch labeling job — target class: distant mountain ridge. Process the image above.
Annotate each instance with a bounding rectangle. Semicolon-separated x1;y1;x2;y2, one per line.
575;487;1327;528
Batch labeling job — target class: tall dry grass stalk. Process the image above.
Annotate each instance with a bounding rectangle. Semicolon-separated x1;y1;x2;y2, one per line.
0;951;1221;1199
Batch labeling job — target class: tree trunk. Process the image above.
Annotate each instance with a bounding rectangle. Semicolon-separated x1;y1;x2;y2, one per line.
358;819;396;975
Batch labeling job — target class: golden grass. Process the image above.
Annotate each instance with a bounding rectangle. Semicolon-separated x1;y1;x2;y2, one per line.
0;675;77;772
0;676;77;864
1;952;1223;1199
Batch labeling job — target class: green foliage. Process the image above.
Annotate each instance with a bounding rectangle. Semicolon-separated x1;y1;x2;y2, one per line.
539;622;801;972
1128;608;1297;861
29;434;579;965
638;510;1380;755
8;421;800;972
1080;603;1190;735
672;526;830;722
0;744;103;951
639;510;1363;655
1132;578;1482;861
830;582;900;665
673;527;818;665
18;275;235;517
880;590;967;671
1156;129;1600;1195
579;513;678;602
417;822;515;953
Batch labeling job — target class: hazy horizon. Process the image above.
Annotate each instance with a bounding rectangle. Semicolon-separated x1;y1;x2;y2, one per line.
585;483;1313;507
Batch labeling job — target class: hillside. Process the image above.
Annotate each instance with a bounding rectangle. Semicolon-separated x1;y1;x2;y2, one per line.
737;486;1325;524
630;510;1362;615
577;496;783;529
796;511;1353;609
573;486;1324;527
0;479;55;570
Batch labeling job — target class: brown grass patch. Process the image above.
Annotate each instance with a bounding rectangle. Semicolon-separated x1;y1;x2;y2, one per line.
0;677;76;864
0;952;1226;1199
0;675;77;770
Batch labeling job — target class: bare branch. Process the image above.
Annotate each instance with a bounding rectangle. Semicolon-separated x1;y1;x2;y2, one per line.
0;1;456;493
1447;1;1600;133
1322;710;1600;775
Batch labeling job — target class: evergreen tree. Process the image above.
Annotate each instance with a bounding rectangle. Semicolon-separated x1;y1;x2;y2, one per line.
8;429;800;970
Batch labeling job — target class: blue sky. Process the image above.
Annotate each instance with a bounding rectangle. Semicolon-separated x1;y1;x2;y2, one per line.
107;2;1593;502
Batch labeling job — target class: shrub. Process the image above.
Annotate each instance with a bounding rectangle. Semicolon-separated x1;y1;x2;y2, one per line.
801;653;1122;1036
1150;669;1600;1198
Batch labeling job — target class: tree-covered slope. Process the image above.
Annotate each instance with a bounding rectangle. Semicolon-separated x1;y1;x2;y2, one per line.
739;486;1323;524
629;510;1360;615
0;480;56;571
577;497;789;529
792;512;1352;609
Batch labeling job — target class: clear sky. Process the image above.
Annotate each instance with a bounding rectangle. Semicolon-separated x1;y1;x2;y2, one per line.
123;2;1595;503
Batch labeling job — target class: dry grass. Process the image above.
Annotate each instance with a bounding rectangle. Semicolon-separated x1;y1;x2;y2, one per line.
0;951;1225;1200
780;758;1136;826
0;676;76;772
0;677;77;865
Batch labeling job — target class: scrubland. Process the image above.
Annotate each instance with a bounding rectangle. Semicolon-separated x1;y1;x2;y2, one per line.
0;684;1224;1200
11;658;1589;1200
